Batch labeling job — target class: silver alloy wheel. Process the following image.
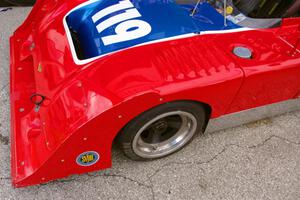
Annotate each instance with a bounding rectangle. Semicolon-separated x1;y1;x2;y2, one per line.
132;111;198;159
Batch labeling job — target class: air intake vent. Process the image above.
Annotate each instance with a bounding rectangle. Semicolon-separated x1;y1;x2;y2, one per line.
69;28;84;60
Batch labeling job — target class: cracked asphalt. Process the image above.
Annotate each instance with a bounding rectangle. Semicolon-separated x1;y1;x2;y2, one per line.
1;7;300;200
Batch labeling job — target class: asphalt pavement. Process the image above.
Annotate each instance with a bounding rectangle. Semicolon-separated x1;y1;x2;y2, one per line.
0;7;299;200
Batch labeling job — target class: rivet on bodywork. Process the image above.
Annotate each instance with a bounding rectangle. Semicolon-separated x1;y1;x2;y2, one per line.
61;159;65;163
46;142;50;146
41;177;45;181
83;137;88;141
159;98;164;102
37;63;43;73
42;122;46;126
17;39;21;42
19;108;25;112
77;82;82;87
83;103;88;107
17;67;23;71
29;43;35;51
20;161;25;166
118;115;123;119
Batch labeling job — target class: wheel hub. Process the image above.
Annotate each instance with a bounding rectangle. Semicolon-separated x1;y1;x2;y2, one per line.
151;120;168;134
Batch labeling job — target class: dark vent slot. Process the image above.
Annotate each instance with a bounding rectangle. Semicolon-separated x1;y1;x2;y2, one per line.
69;28;84;60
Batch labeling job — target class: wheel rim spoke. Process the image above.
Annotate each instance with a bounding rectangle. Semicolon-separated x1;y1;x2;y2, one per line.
149;130;161;144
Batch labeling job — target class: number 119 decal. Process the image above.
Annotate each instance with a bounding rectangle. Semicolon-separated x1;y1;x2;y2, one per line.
92;0;152;46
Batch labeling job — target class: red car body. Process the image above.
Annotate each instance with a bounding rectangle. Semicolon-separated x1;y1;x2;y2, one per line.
10;0;300;187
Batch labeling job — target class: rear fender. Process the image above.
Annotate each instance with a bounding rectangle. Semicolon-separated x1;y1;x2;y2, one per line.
12;91;162;187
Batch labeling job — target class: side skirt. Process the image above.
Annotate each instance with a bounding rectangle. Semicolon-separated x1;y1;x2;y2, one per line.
206;98;300;133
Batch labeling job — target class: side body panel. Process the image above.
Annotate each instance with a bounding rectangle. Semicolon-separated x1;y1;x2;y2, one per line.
226;18;300;113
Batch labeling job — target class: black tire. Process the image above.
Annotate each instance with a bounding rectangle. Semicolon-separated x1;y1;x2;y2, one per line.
116;101;207;161
0;0;35;7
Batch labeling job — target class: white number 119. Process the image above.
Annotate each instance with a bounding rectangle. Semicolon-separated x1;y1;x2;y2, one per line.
92;0;152;46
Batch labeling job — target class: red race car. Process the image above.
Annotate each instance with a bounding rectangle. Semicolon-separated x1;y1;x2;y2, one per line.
10;0;300;187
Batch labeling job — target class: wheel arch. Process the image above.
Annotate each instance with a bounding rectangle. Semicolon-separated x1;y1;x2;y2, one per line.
114;99;212;142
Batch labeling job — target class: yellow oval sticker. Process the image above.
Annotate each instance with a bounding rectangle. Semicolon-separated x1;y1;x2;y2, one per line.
76;151;99;166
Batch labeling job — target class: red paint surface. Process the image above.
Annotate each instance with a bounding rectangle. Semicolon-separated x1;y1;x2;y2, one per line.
10;1;300;187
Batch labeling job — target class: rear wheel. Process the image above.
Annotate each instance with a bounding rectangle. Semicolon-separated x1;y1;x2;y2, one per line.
117;101;207;160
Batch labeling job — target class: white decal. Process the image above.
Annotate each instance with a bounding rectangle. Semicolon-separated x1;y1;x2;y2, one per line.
102;19;152;45
92;0;152;46
91;0;133;22
95;8;141;33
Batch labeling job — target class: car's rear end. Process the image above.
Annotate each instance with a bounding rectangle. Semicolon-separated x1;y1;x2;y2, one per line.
9;0;101;187
10;0;196;187
10;0;237;187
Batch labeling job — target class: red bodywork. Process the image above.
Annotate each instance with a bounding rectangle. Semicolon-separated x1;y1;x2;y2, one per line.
10;0;300;187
